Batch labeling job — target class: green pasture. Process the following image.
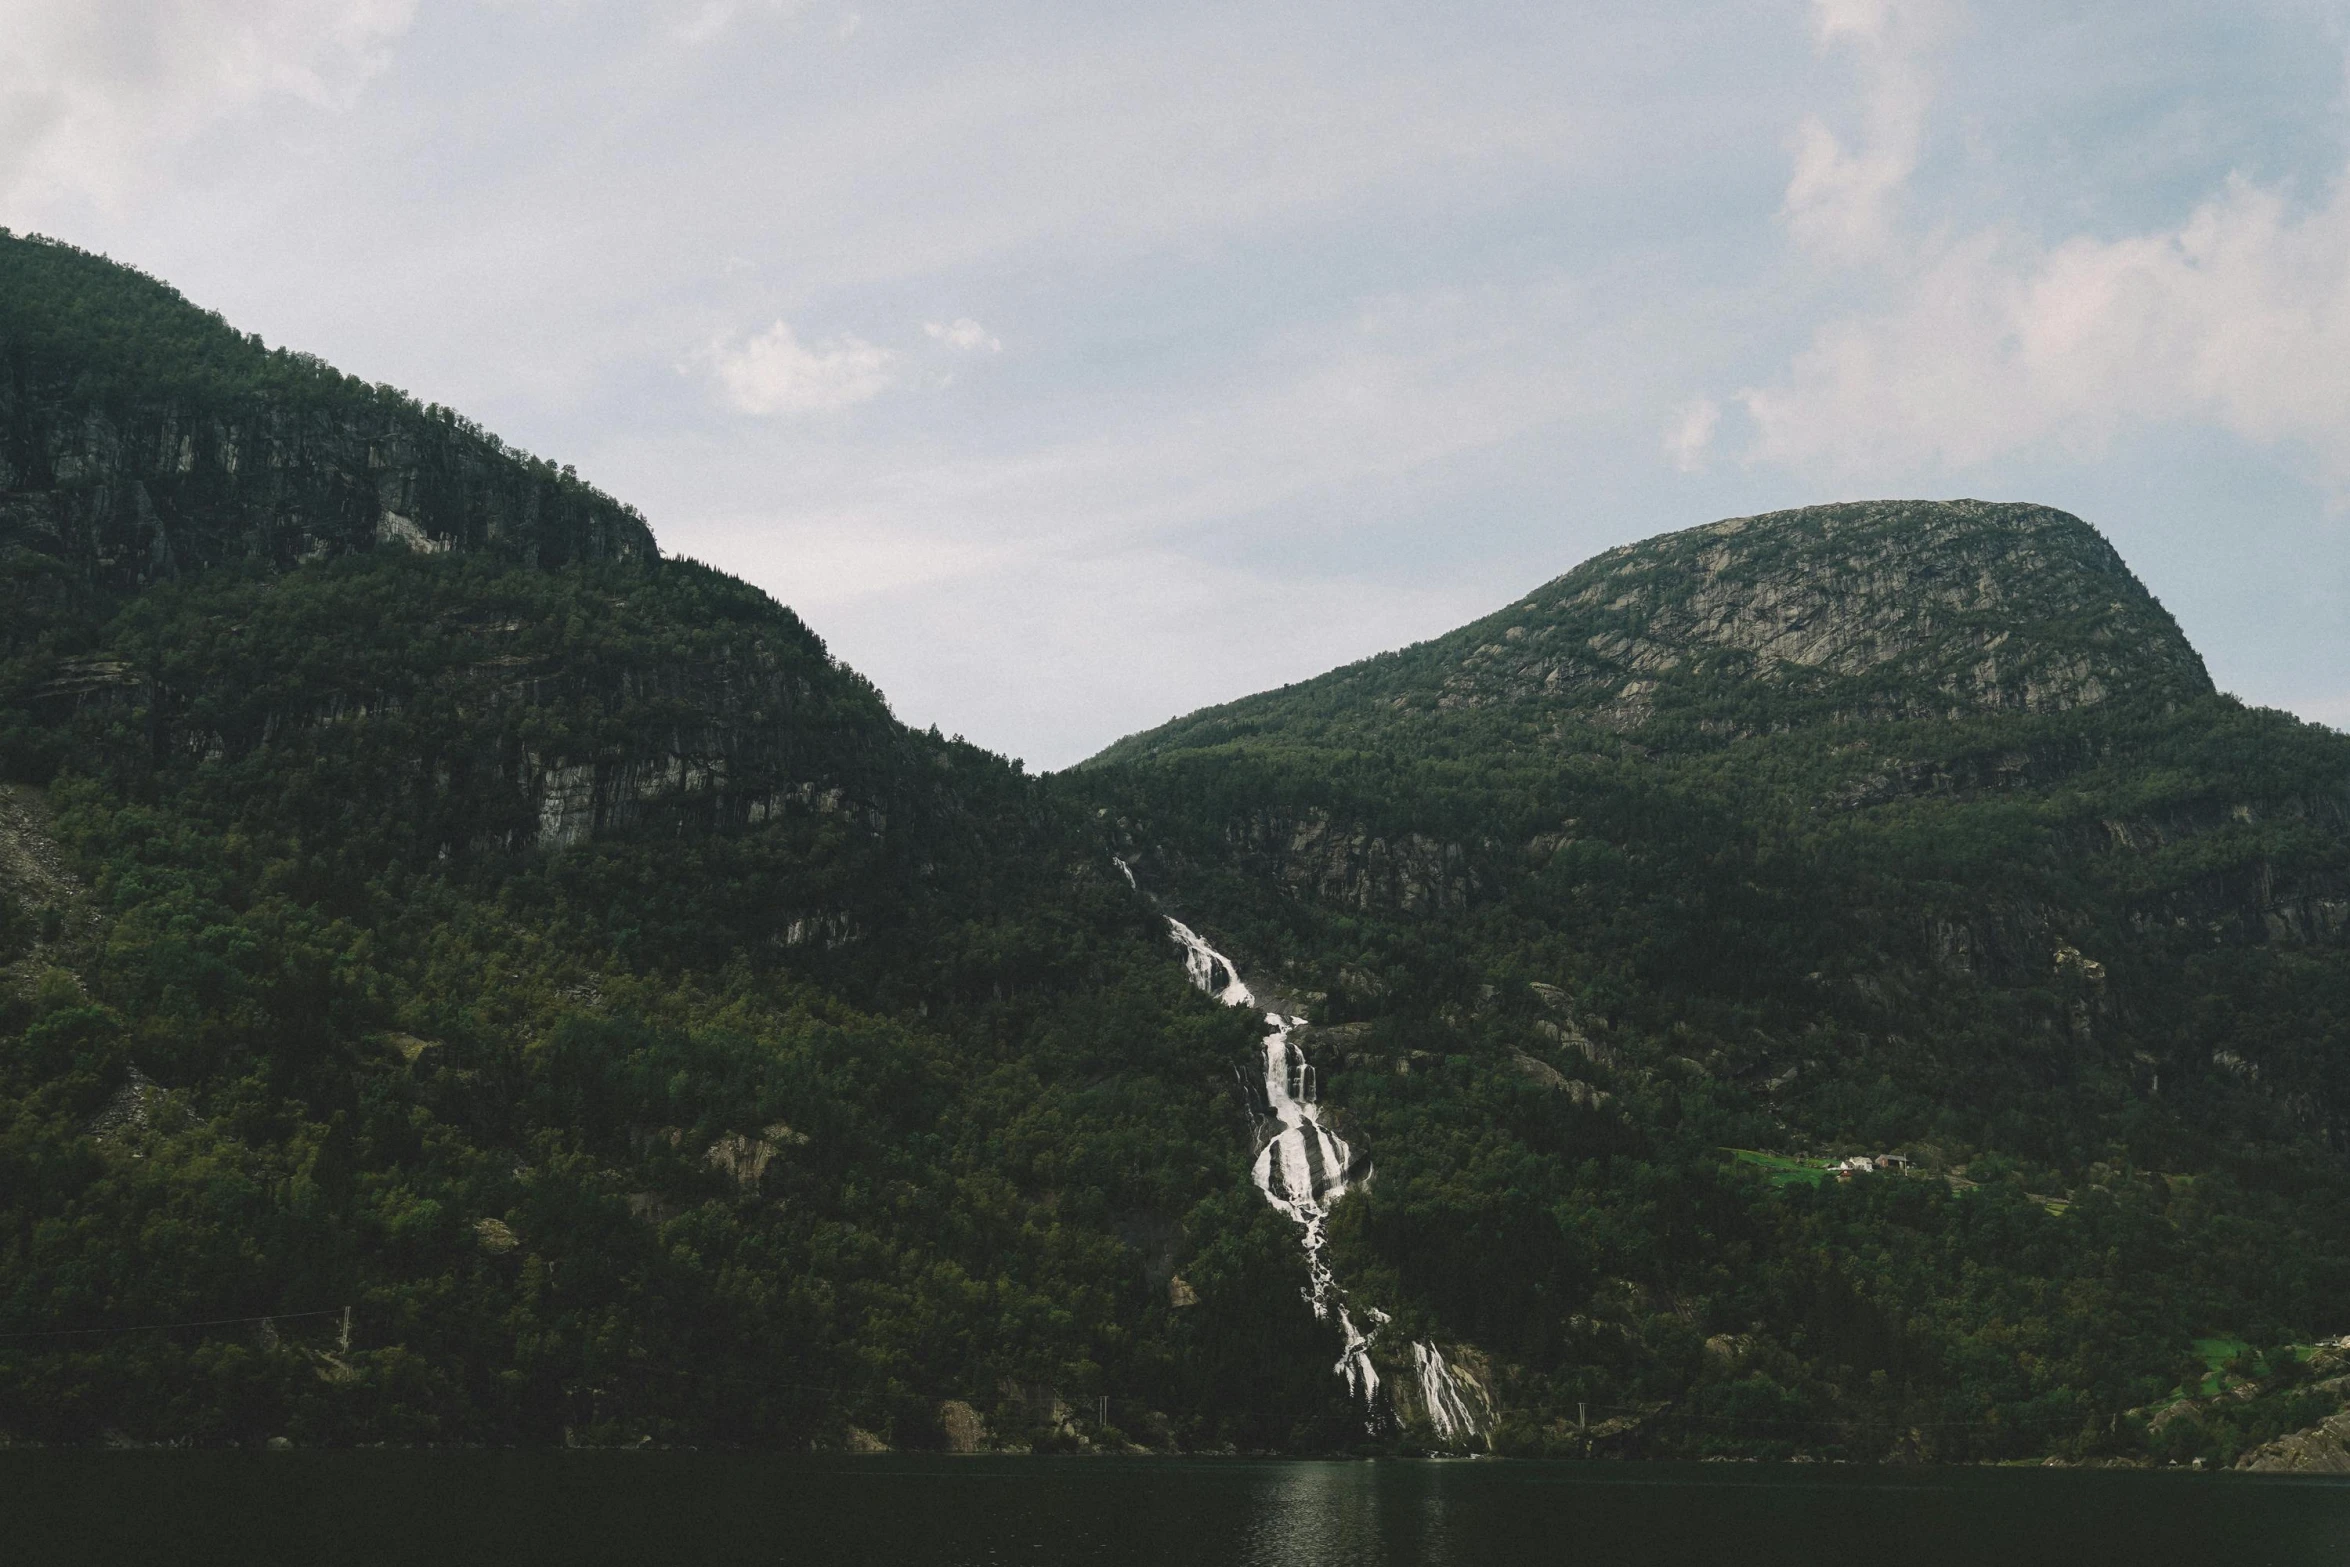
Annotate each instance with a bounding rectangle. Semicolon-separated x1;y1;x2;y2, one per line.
1726;1149;1826;1188
2168;1336;2324;1401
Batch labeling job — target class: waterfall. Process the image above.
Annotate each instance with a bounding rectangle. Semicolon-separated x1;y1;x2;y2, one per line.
1412;1341;1491;1443
1118;864;1485;1437
1156;912;1386;1409
1118;857;1486;1438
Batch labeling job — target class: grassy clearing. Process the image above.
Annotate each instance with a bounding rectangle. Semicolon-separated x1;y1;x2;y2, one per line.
2164;1336;2318;1400
1725;1149;1825;1188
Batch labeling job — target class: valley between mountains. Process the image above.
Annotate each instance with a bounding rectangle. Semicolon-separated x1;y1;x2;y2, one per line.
5;231;2350;1466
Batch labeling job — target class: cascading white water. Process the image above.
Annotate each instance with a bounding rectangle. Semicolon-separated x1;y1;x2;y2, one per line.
1158;913;1386;1407
1118;856;1488;1438
1411;1340;1489;1442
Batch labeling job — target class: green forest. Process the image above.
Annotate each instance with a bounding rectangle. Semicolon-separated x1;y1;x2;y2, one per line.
5;231;2350;1464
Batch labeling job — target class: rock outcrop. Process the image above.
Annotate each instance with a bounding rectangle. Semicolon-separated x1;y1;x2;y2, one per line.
1449;499;2214;728
1228;806;1474;915
2239;1410;2350;1473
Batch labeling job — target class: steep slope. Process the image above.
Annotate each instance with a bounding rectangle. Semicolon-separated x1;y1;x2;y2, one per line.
14;231;2350;1464
0;231;654;594
1083;501;2350;1461
0;238;1368;1454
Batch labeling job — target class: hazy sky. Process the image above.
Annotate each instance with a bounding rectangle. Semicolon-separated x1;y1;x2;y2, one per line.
5;0;2347;765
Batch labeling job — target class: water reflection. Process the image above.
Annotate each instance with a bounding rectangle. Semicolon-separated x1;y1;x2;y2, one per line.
1240;1461;1476;1567
13;1453;2350;1567
1243;1463;1394;1567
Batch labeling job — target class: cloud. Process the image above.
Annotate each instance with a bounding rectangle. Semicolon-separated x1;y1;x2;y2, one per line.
924;318;1001;353
1779;0;1948;262
1744;0;2350;493
671;0;805;47
1745;173;2350;486
709;320;895;414
1665;397;1720;471
0;0;415;208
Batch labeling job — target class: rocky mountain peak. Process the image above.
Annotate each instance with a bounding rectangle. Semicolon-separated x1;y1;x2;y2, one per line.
1450;499;2213;728
1093;499;2215;763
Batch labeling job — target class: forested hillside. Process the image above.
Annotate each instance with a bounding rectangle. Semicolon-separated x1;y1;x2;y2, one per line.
1084;501;2350;1463
0;234;1367;1453
6;234;2350;1464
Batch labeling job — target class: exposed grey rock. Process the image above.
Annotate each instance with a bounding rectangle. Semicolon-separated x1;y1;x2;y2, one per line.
704;1124;805;1189
1492;499;2212;726
2240;1410;2350;1473
938;1400;989;1452
1099;500;2218;764
1220;807;1474;915
84;1065;163;1143
1511;1049;1572;1090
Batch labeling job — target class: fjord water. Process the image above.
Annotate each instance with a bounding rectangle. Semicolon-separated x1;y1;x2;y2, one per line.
10;1455;2350;1566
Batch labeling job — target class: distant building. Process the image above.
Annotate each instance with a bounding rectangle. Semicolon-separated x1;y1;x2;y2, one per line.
1827;1153;1912;1179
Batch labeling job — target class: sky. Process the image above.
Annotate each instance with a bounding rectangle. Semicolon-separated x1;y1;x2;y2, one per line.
3;0;2347;767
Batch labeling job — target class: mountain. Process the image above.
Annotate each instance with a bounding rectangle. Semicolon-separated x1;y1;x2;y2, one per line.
1095;500;2214;758
0;235;1359;1455
1084;499;2350;1462
5;235;2350;1465
0;228;653;590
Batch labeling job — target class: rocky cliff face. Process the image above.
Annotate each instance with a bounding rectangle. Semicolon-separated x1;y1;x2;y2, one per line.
1099;500;2216;763
26;557;911;863
0;390;656;587
2240;1408;2350;1472
0;232;654;599
1229;807;1475;915
1444;499;2215;729
0;234;813;863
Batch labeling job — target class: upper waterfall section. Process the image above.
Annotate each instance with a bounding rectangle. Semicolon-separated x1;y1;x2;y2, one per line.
0;232;657;594
1088;500;2215;764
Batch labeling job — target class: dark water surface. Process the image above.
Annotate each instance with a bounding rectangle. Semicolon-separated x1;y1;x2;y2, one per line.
7;1454;2349;1566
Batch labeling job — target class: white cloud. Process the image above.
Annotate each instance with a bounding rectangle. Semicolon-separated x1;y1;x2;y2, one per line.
1780;0;1948;262
21;0;2341;760
709;320;895;414
0;0;415;208
1744;0;2350;494
1665;397;1720;471
1745;173;2350;486
671;0;805;47
924;317;1001;353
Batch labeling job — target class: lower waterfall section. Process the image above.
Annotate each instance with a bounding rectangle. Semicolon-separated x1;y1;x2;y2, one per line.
1145;890;1489;1442
1411;1341;1493;1443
